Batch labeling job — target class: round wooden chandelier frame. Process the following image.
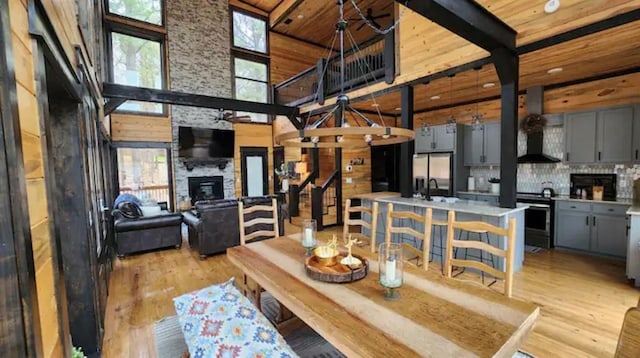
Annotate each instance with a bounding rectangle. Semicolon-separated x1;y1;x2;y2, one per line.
275;127;415;149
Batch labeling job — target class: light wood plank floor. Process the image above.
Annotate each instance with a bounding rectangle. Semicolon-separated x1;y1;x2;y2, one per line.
102;223;639;357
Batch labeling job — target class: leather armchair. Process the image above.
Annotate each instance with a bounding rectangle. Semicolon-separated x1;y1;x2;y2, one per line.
183;196;284;259
113;206;183;257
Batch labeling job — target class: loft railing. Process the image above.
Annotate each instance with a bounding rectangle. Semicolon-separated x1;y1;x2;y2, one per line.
120;184;170;204
311;170;339;230
288;172;316;218
273;32;395;107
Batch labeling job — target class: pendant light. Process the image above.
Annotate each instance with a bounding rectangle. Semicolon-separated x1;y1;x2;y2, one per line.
445;75;457;134
471;67;484;131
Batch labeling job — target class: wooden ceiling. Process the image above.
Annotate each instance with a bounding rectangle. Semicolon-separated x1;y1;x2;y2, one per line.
271;0;394;49
240;0;282;12
349;19;640;119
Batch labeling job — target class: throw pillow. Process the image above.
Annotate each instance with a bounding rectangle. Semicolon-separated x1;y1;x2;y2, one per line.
173;278;298;358
117;202;144;219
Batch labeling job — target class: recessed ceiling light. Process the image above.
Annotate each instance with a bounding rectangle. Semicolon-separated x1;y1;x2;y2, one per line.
297;14;304;19
547;67;563;74
544;0;560;14
430;95;441;100
395;107;401;111
482;82;495;88
371;103;380;107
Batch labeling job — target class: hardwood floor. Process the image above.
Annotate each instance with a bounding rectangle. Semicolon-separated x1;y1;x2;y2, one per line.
102;223;639;357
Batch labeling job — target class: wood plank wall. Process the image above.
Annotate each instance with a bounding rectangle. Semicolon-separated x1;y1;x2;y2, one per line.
7;0;104;355
270;32;331;84
233;123;275;197
9;0;62;356
110;113;172;142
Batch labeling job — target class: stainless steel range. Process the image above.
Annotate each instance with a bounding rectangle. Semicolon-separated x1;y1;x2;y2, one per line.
517;192;554;248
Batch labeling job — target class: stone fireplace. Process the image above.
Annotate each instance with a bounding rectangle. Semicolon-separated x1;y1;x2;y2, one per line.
188;176;224;204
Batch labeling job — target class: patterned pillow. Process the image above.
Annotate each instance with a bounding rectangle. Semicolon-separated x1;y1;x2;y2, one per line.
173;278;298;358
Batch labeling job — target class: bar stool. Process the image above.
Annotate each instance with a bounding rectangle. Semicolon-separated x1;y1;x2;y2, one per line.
429;219;448;273
452;221;496;284
343;199;379;252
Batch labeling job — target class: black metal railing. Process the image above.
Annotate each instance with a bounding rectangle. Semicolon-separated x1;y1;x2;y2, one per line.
288;172;315;218
311;170;339;230
273;32;395;107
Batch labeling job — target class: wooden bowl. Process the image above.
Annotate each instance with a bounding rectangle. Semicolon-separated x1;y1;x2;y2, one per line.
313;246;339;266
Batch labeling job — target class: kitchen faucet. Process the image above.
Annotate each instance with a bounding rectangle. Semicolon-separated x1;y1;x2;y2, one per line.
429;178;439;189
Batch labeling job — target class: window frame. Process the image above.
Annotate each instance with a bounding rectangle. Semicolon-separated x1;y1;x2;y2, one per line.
230;7;271;123
104;0;168;116
104;0;165;27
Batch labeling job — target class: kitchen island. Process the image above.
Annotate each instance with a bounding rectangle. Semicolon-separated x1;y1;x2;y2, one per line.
356;194;528;272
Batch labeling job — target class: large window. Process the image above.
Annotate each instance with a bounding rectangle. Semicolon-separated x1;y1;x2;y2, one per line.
108;0;163;25
106;0;166;115
117;147;171;206
231;9;270;123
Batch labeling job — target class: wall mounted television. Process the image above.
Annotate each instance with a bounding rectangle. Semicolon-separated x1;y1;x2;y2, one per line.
178;126;235;159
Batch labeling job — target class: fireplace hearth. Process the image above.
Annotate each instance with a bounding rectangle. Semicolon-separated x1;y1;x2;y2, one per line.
188;176;224;204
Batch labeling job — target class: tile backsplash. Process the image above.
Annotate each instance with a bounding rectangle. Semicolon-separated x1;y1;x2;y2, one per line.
469;126;638;199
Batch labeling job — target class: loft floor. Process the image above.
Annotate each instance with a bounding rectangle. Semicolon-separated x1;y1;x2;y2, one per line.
101;223;638;357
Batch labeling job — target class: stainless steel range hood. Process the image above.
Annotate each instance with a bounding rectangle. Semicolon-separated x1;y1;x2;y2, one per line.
517;86;561;164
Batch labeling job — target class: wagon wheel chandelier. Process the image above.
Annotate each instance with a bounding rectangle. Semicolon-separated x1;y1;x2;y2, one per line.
275;0;414;149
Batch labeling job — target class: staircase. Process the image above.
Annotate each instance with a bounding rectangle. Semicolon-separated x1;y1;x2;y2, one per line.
290;181;338;228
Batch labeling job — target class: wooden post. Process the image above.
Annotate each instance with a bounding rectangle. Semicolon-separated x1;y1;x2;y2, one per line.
311;186;324;230
399;86;414;198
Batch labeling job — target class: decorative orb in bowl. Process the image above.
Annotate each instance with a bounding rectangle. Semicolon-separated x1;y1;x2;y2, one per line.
313;246;339;266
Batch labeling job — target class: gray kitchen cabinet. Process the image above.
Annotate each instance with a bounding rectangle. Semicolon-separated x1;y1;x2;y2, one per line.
592;214;628;257
414;127;431;153
556;209;591;251
565;111;597;163
483;122;501;165
632;104;640;162
555;200;628;257
476;195;499;204
597;107;633;163
416;125;455;153
433;125;455;152
463;125;484;166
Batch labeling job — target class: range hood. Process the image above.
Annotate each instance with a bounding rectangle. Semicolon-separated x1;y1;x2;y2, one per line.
517;86;561;164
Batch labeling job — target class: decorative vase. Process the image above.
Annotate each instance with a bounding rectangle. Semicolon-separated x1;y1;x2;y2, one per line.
301;219;317;256
378;243;403;300
281;178;289;192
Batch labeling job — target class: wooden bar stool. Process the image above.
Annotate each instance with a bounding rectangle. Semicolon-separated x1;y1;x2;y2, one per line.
445;210;516;297
343;199;379;252
384;203;432;270
453;225;497;284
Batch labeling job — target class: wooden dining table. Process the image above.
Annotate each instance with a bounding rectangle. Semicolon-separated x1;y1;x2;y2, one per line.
226;235;539;357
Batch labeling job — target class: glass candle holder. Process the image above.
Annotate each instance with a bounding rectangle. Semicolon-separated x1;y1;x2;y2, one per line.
378;243;403;300
301;219;317;255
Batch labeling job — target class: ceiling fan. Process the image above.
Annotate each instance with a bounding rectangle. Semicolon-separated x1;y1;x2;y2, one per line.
349;7;391;31
213;109;251;122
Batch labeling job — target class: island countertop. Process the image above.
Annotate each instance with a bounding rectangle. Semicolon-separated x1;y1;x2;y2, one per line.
352;192;401;201
373;196;528;217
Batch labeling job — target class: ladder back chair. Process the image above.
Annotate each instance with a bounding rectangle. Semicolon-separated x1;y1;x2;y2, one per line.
615;306;640;357
238;198;279;313
343;199;379;252
445;210;516;297
238;198;280;245
384;203;432;271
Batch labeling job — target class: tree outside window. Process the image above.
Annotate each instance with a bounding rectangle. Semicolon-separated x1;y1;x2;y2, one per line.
108;0;162;25
233;12;267;53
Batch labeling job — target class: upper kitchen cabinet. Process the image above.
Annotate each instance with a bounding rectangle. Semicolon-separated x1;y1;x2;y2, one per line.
415;124;455;153
565;106;633;164
565;111;597;163
598;107;633;163
463;122;500;166
633;105;640;162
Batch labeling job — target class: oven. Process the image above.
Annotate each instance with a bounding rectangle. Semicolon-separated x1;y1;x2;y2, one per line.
517;193;553;248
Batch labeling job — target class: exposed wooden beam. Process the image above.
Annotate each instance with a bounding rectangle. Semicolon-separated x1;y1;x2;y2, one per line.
397;0;517;52
270;0;304;28
104;98;126;116
103;83;299;117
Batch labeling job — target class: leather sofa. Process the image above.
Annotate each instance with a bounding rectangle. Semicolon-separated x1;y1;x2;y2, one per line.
182;196;284;259
113;202;183;257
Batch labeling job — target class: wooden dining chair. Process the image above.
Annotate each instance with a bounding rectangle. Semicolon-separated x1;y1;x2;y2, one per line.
343;199;379;252
384;203;432;270
615;307;640;357
238;198;279;312
445;210;516;297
